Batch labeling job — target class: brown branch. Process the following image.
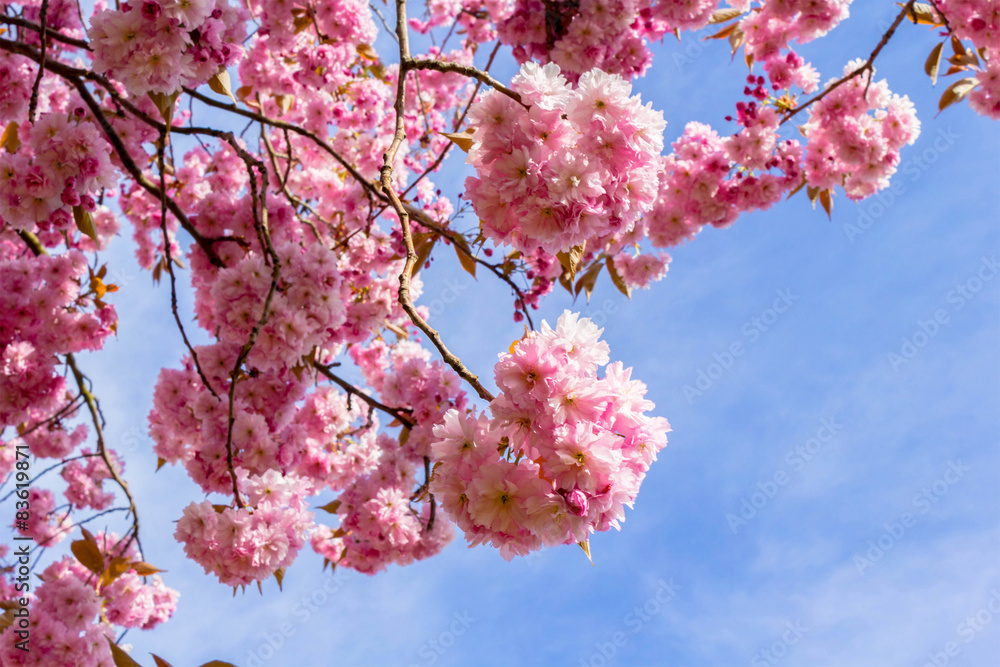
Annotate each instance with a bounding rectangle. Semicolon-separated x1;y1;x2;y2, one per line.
398;41;504;202
259;125;327;245
27;0;49;122
414;216;536;329
156;128;221;399
780;1;915;125
0;15;90;49
0;38;229;267
312;362;415;428
218;138;281;510
66;354;144;560
382;0;496;403
409;58;523;106
182;87;383;203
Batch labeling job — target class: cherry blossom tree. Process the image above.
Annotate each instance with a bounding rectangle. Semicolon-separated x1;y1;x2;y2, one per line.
0;0;996;664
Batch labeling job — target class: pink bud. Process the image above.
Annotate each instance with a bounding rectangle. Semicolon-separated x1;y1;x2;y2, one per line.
140;0;161;21
564;489;588;517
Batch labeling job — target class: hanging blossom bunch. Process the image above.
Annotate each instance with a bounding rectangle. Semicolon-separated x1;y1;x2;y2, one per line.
61;450;124;510
312;441;455;574
430;311;669;560
0;112;117;231
208;241;346;373
644;80;804;248
802;60;921;200
493;0;726;82
464;62;665;256
175;470;313;586
90;0;248;97
736;0;852;93
308;341;467;575
934;0;1000;118
0;536;178;666
0;246;117;430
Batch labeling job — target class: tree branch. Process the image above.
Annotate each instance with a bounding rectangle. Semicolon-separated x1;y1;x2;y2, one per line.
780;1;916;124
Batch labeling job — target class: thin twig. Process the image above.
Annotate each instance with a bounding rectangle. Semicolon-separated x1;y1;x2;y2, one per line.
312;362;415;428
382;0;496;402
156;128;220;399
66;355;144;560
780;1;915;124
27;0;49;122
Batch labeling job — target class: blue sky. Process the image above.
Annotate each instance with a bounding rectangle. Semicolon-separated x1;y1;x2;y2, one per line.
20;3;1000;666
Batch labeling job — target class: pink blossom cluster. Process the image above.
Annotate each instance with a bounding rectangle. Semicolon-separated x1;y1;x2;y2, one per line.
61;451;123;510
0;537;178;666
175;470;313;585
645;111;802;247
802;60;921;200
312;442;453;574
935;0;1000;53
610;250;672;289
308;341;467;574
0;560;111;667
207;241;346;373
0;246;116;430
90;0;248;97
430;311;669;559
248;0;376;53
494;0;726;82
465;62;664;255
0;113;116;231
969;56;1000;118
351;339;468;459
496;0;649;82
934;1;1000;118
149;343;383;494
738;0;850;93
0;52;34;125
